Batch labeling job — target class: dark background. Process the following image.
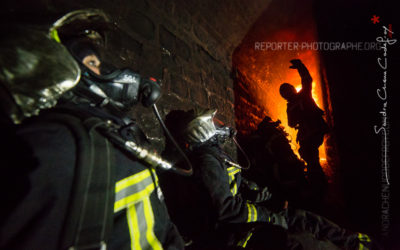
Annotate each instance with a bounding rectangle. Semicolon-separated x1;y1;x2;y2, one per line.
314;0;398;246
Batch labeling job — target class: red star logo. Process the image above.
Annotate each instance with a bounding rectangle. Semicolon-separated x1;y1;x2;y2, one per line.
371;15;380;24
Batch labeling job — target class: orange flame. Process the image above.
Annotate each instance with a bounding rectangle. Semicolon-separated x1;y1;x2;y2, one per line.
234;34;329;174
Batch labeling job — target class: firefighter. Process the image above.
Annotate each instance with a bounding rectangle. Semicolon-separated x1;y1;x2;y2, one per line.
161;109;377;250
279;59;329;192
0;9;184;250
240;116;313;209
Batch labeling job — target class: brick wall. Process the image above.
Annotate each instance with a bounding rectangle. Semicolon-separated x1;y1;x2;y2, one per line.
103;0;271;153
73;0;271;153
233;69;269;136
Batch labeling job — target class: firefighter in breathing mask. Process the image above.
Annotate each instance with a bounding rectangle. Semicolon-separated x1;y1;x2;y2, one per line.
160;109;377;250
0;9;186;250
279;59;329;194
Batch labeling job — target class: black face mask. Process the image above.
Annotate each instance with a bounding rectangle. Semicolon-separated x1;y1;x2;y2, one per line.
81;68;161;109
214;126;236;145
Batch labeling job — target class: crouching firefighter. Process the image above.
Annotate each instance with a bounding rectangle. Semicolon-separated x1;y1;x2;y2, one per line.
0;9;192;250
160;109;378;250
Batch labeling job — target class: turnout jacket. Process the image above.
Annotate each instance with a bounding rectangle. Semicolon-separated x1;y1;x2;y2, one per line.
0;104;184;250
160;144;375;250
160;144;285;248
286;63;328;142
192;145;276;225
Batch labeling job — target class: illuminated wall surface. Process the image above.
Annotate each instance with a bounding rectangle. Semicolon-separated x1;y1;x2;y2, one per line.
233;0;334;177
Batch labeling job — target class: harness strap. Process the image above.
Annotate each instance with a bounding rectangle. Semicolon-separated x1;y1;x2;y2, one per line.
38;110;115;250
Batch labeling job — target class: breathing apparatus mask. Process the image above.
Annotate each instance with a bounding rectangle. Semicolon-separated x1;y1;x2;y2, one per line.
51;10;161;110
50;9;192;176
79;63;162;110
184;109;235;147
184;109;250;169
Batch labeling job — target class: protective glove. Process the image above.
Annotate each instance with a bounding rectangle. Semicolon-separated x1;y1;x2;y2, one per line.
254;186;273;203
289;59;303;69
241;179;272;203
269;211;288;230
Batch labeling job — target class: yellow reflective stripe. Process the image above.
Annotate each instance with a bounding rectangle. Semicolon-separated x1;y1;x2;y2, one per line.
114;182;155;212
358;233;371;242
246;203;257;222
228;173;239;181
246;203;251;222
246;203;253;222
50;29;61;43
117;169;162;250
116;170;152;193
232;181;238;196
228;174;233;184
227;167;241;175
231;170;240;176
228;174;237;196
143;197;163;250
242;232;253;248
252;203;258;221
358;233;371;250
153;169;159;183
237;232;253;248
127;204;142;250
227;167;239;196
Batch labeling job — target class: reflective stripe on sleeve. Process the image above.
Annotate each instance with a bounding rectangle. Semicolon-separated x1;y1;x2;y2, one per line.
143;197;163;250
358;233;371;250
50;29;61;43
127;202;142;250
246;202;258;222
115;169;163;250
227;166;241;176
231;181;238;196
227;167;240;196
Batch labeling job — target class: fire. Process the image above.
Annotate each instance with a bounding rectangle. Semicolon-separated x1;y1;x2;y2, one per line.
232;0;333;177
233;39;329;175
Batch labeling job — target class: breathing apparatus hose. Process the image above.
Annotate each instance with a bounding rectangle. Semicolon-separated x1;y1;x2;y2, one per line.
232;136;251;170
96;104;193;176
100;126;174;171
152;104;193;176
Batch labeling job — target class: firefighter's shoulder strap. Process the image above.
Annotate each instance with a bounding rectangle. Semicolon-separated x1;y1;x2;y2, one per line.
38;108;115;250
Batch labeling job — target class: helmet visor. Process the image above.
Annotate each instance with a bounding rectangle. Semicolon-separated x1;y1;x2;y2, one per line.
51;9;139;76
